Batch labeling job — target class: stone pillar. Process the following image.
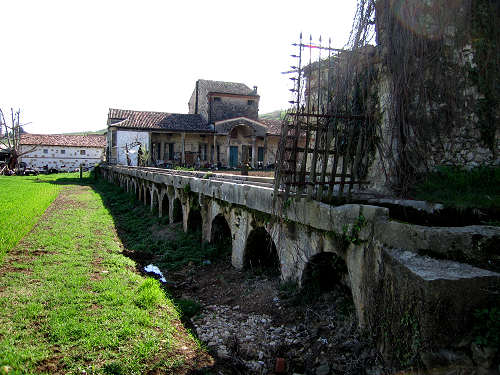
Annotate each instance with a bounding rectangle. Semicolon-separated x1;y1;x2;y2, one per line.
263;136;268;167
181;132;186;165
226;138;231;168
182;200;189;233
251;136;257;168
200;196;211;243
159;192;164;218
230;209;253;269
148;132;153;166
213;134;217;164
168;188;175;224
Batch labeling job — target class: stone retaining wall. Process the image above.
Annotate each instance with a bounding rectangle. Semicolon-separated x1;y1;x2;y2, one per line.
100;164;500;365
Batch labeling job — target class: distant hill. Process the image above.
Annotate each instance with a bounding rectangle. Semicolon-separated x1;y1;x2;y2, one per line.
64;129;107;136
260;110;286;120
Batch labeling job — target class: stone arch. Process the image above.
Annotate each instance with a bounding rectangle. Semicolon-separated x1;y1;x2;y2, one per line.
137;183;142;202
152;188;159;215
301;252;349;294
145;186;152;207
187;195;202;232
229;124;255;138
211;214;232;253
172;198;183;223
215;118;267;137
160;192;169;219
244;226;280;275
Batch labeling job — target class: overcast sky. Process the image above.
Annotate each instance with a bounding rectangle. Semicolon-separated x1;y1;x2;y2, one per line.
1;0;357;134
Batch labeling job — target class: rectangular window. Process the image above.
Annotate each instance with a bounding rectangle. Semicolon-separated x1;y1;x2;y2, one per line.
247;100;254;105
43;149;48;154
80;150;86;155
258;147;264;162
213;97;221;102
61;149;66;155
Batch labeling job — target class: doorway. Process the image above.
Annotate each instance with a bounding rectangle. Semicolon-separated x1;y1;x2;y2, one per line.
229;146;238;168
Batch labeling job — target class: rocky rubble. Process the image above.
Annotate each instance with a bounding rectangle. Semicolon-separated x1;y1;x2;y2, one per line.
191;287;384;375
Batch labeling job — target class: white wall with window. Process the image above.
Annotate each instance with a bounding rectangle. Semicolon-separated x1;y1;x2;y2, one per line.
19;145;104;171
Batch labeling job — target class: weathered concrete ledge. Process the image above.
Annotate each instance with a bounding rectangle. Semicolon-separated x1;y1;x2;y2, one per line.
377;220;500;272
111;165;389;236
367;246;500;361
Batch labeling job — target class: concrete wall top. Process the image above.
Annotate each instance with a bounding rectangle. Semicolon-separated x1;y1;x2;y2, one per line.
104;164;389;234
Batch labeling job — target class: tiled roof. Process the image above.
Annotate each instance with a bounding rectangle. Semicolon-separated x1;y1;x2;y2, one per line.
20;134;106;148
108;108;212;132
198;79;257;96
258;119;282;136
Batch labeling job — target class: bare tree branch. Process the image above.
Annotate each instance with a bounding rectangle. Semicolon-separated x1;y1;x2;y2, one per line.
0;107;33;174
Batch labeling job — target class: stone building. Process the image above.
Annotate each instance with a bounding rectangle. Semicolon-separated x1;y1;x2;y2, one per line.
19;134;106;171
107;79;282;168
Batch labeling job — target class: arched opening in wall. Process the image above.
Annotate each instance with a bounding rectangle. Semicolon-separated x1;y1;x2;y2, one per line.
145;188;151;207
152;190;159;215
187;199;202;233
137;185;142;202
210;214;232;256
172;198;183;223
161;195;169;221
301;252;349;302
244;227;280;276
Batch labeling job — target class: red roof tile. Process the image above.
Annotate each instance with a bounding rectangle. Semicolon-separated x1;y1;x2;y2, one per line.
20;134;106;148
258;119;282;136
108;108;211;132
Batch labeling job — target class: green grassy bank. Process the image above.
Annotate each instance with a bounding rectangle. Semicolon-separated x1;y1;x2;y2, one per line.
0;175;210;374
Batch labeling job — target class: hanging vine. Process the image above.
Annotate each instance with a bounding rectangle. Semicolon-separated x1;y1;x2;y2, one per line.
347;0;498;195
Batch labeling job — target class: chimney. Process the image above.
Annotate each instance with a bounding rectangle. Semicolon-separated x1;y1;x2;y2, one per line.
253;86;258;94
195;80;199;114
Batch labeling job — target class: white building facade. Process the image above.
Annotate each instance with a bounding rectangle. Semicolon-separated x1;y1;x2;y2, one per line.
19;134;106;171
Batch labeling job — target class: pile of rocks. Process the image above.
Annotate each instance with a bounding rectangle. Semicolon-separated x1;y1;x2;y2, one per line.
192;291;384;374
193;304;307;373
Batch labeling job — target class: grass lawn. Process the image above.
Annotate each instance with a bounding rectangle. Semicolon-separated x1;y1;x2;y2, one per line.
0;174;73;263
0;175;211;374
413;166;500;210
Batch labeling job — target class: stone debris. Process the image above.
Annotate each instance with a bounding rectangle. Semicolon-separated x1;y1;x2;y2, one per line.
191;291;383;374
